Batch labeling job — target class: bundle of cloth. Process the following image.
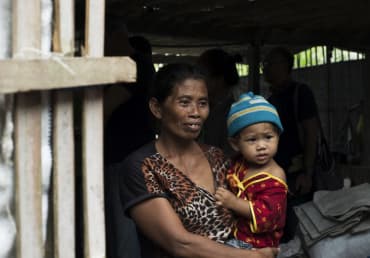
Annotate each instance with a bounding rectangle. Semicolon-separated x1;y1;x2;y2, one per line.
294;183;370;258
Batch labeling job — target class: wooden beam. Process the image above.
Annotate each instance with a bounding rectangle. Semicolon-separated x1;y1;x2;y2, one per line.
52;0;76;258
13;1;43;257
152;54;197;64
0;57;136;93
247;44;261;94
82;0;106;258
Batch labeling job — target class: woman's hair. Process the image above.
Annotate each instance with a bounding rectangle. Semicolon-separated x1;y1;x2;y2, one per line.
197;48;240;87
149;63;207;103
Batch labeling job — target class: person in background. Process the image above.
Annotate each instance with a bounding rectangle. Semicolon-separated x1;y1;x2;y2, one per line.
118;63;279;258
103;21;156;258
262;46;320;242
215;92;287;249
197;48;240;157
129;35;154;62
104;29;156;165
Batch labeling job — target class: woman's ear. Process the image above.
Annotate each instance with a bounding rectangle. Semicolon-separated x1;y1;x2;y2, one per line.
228;137;240;152
149;97;162;119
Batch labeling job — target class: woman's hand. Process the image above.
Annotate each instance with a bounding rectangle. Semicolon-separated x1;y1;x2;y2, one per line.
255;247;279;258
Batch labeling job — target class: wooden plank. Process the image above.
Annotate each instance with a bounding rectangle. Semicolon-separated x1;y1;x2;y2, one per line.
0;57;136;93
12;1;41;58
52;0;75;258
84;0;105;58
13;1;43;258
82;89;105;258
53;91;75;258
82;0;106;258
14;93;43;258
52;0;74;55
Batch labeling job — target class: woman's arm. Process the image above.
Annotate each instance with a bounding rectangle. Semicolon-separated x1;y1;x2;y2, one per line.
130;197;278;258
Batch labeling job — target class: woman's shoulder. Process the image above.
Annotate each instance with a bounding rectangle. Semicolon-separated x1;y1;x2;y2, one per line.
124;141;156;160
118;141;157;174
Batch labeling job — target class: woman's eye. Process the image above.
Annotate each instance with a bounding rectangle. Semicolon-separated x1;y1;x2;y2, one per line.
199;100;208;107
179;100;190;106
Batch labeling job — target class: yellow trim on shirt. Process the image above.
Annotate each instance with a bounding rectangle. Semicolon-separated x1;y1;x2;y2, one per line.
248;200;258;233
242;172;288;190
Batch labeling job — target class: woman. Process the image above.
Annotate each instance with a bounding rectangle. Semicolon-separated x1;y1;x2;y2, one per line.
118;63;278;258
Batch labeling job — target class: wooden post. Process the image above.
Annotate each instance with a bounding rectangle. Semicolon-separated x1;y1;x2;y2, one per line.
247;44;261;94
13;1;43;258
82;0;106;257
326;46;333;143
363;51;370;165
52;0;76;258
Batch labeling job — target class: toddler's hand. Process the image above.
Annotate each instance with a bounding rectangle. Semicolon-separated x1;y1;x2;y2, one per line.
215;187;236;208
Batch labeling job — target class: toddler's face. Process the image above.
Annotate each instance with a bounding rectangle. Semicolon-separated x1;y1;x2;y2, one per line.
232;122;279;166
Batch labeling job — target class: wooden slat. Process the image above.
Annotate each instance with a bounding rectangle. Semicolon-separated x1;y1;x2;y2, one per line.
52;0;75;258
12;2;41;57
0;57;136;93
14;93;43;258
53;91;75;258
82;0;106;257
82;89;105;258
52;0;74;55
13;1;43;258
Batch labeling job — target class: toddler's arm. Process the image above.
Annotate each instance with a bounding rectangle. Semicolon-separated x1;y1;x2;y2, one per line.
215;187;252;218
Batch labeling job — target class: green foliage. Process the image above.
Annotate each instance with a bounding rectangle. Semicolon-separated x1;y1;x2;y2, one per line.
294;46;365;69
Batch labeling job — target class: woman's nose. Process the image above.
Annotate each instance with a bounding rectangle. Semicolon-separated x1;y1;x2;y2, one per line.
189;103;200;116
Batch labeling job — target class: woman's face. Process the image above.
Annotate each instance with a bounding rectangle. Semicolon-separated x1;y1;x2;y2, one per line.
157;78;209;140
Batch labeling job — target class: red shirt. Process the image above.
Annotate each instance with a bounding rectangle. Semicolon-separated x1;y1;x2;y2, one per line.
227;159;288;248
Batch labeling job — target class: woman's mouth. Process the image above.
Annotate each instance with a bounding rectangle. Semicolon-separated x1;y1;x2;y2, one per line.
184;123;202;132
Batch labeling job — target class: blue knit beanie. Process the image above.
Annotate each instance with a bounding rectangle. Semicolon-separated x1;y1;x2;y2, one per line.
227;92;283;137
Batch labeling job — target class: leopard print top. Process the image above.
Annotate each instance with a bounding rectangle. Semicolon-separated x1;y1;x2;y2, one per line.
120;141;234;258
